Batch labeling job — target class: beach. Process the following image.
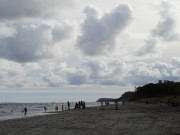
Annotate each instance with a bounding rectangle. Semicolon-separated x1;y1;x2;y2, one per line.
0;103;180;135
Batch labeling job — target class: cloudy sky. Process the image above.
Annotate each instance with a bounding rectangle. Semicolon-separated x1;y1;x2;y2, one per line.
0;0;180;102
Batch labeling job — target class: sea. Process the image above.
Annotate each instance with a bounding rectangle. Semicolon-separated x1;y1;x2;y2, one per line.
0;102;100;121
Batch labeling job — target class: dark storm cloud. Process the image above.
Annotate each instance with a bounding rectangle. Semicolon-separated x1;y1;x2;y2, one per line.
0;0;73;20
76;4;132;56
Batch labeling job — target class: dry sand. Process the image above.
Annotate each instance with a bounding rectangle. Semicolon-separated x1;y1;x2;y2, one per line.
0;103;180;135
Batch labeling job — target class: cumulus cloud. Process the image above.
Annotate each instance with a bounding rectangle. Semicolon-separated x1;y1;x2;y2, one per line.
52;23;73;42
172;69;180;77
124;61;178;86
66;71;88;85
135;1;179;56
1;0;180;91
172;58;180;77
83;58;126;85
42;72;66;87
152;1;179;41
172;57;180;67
81;59;180;87
126;62;160;85
76;4;132;56
0;23;17;39
0;59;25;88
152;62;172;77
27;58;180;87
0;23;72;63
84;59;101;80
1;56;180;88
135;38;157;56
151;17;179;41
0;0;74;20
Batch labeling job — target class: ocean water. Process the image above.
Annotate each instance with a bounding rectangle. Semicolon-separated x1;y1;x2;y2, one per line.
0;102;100;121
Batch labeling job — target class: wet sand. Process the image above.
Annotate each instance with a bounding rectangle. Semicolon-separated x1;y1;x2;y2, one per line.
0;103;180;135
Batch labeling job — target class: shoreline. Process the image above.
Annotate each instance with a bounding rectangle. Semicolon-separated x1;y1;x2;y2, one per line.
0;103;180;135
0;105;99;122
0;102;101;122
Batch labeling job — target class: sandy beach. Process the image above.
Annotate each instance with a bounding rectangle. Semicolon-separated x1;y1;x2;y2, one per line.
0;103;180;135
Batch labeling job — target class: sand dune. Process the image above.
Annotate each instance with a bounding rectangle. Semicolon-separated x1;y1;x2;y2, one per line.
0;103;180;135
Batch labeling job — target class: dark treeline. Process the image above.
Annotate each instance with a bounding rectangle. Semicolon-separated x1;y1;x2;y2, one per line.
120;80;180;101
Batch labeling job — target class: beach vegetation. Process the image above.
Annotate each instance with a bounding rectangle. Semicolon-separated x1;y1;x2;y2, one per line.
120;80;180;104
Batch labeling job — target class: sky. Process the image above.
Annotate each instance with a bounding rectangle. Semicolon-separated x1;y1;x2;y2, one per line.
0;0;180;102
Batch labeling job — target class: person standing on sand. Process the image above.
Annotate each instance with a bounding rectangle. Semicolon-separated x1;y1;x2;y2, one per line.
75;102;78;109
55;106;58;111
115;102;118;110
81;101;83;108
62;104;64;111
67;101;70;110
82;101;86;109
78;101;81;109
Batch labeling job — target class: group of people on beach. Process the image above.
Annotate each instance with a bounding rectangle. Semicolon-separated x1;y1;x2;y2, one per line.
75;101;86;109
22;101;86;116
54;101;86;111
54;101;70;111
